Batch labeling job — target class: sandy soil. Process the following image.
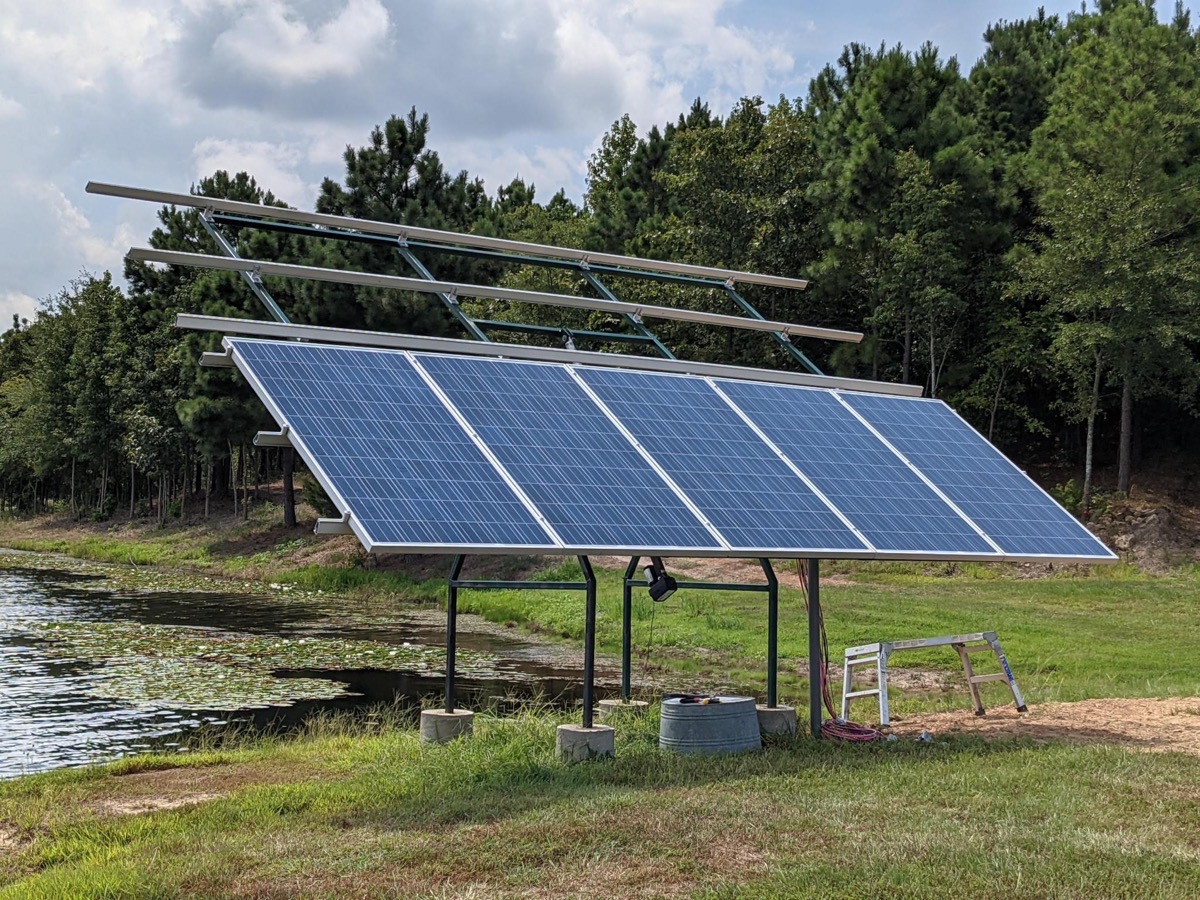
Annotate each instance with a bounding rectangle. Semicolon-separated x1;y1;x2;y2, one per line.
891;696;1200;756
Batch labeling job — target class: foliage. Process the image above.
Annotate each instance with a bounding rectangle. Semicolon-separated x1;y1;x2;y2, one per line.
1;1;1198;513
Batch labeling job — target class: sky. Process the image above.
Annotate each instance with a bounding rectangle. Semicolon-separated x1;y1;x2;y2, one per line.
0;0;1194;325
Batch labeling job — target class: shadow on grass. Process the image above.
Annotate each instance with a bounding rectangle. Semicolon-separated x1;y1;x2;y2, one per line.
332;713;1054;835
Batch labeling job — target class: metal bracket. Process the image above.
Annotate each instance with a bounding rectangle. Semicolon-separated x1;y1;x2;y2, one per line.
314;511;353;535
395;233;408;248
199;349;235;368
253;425;291;448
725;277;736;289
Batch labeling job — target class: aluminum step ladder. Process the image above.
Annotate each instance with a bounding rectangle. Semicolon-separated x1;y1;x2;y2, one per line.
841;631;1027;726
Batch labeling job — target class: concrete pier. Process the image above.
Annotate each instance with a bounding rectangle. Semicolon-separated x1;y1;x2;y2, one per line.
420;709;475;744
556;724;615;762
756;704;798;737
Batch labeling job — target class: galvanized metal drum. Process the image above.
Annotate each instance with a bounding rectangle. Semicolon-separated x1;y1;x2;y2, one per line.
659;696;761;754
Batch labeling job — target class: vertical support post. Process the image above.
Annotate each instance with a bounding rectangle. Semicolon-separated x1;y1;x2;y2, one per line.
579;556;597;729
808;558;823;740
621;556;639;701
760;558;779;708
445;554;465;713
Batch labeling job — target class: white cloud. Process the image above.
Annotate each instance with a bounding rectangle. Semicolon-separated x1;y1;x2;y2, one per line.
210;0;390;84
0;0;179;94
0;93;23;120
193;137;318;208
0;291;40;327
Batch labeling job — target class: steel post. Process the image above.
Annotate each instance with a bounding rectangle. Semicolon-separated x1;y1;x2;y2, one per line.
580;556;597;728
761;558;779;708
808;558;822;739
445;555;465;713
621;557;639;701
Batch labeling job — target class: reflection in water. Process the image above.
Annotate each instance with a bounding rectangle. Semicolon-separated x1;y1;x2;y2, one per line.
0;566;600;778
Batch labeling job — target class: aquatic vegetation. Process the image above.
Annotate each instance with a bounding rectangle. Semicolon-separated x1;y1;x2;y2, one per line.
24;621;496;712
86;658;350;710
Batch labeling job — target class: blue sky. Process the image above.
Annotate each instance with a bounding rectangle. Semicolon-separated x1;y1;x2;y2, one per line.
0;0;1192;324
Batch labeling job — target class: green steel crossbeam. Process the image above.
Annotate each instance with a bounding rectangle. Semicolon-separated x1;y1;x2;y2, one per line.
206;211;821;371
198;212;291;324
393;244;491;342
723;284;821;375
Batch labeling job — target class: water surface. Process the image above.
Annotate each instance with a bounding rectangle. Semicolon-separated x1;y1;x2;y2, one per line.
0;564;604;778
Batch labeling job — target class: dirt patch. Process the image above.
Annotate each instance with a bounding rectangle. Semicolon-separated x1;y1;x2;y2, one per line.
0;825;24;852
98;793;223;816
85;761;318;818
891;697;1200;755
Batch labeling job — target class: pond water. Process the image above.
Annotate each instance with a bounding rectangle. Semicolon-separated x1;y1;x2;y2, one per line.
0;564;607;778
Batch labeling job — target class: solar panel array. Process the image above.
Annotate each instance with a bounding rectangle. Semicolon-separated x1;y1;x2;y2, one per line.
225;338;1116;562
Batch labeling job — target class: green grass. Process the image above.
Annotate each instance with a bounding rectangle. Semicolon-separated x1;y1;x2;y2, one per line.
447;561;1200;712
2;710;1199;897
3;523;1200;895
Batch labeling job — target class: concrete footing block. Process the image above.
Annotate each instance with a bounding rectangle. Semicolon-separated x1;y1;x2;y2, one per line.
596;699;649;722
420;708;474;744
756;704;798;737
556;724;615;763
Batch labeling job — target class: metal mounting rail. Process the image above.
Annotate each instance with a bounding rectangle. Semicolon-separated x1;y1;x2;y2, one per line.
130;248;863;343
90;181;811;290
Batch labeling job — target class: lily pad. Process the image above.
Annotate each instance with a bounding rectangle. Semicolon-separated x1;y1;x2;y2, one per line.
86;657;351;710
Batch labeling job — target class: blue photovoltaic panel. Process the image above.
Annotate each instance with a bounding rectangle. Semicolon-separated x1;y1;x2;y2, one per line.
715;381;997;555
415;355;721;550
226;339;555;549
840;394;1116;558
575;367;869;552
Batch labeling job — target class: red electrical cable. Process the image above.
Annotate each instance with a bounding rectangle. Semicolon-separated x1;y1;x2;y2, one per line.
797;560;880;743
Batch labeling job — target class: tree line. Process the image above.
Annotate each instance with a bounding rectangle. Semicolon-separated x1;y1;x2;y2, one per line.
1;0;1196;523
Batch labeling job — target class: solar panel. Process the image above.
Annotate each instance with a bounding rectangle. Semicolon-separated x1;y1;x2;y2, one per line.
574;367;870;553
714;380;999;556
413;354;723;551
225;339;556;550
839;393;1116;559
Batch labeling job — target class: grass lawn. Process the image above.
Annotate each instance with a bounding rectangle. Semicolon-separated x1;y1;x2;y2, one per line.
2;711;1199;898
2;520;1200;896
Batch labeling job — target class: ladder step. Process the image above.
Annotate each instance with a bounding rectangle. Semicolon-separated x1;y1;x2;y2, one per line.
969;673;1009;684
844;656;880;666
964;644;996;654
844;689;881;699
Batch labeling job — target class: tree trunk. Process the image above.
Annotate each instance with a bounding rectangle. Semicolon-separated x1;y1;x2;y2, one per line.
901;310;912;384
205;460;212;519
230;443;238;519
129;463;135;519
1117;375;1133;495
282;448;297;528
987;365;1009;442
1081;351;1103;516
242;443;249;521
70;458;77;519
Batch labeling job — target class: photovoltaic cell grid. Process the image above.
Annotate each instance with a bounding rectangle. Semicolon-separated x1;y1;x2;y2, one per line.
576;367;868;552
714;380;996;556
840;393;1116;559
413;354;722;551
225;339;555;549
225;338;1114;561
